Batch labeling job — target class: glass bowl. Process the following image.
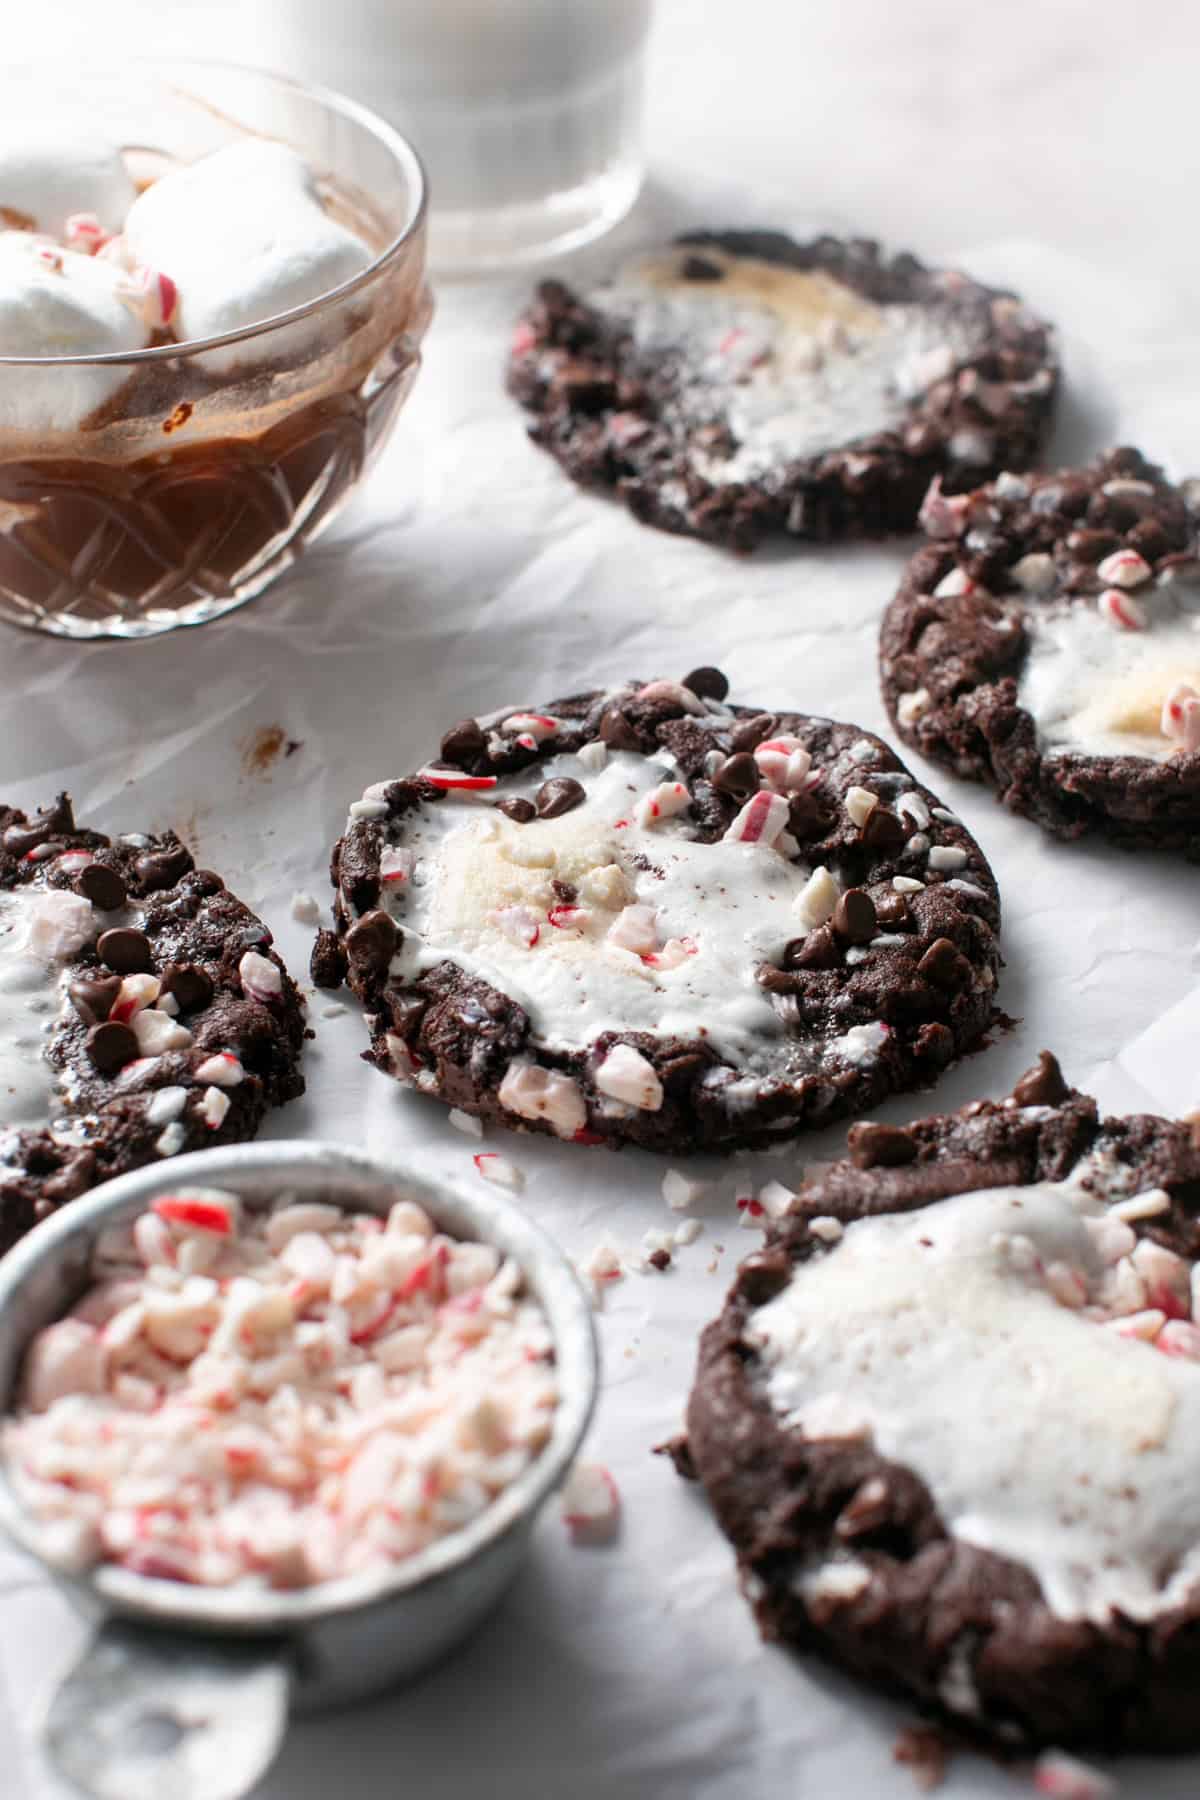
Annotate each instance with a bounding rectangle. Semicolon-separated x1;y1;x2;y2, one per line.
0;61;431;640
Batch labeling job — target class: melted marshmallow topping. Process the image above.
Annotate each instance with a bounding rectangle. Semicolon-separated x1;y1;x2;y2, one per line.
5;1186;558;1587
389;751;816;1065
748;1174;1200;1624
0;886;95;1136
603;247;988;482
1017;584;1200;760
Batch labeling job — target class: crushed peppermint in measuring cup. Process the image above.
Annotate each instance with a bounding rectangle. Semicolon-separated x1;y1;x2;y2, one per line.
3;1187;558;1588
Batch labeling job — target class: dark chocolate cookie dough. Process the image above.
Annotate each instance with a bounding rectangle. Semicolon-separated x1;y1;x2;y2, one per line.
509;232;1057;551
880;446;1200;855
320;671;1002;1155
683;1051;1200;1751
0;794;306;1249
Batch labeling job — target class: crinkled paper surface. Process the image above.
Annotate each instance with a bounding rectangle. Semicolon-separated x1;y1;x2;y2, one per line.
1;41;1199;1800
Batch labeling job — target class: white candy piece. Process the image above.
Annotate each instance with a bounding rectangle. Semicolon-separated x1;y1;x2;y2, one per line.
131;1010;193;1056
497;1061;587;1138
123;141;373;364
927;844;968;872
1096;549;1151;590
634;781;691;828
560;1461;620;1542
23;887;95;960
1011;552;1057;594
0;232;148;432
473;1152;525;1192
0;123;135;238
794;865;839;928
662;1168;708;1212
594;1043;663;1111
239;950;282;1004
896;688;931;727
193;1053;244;1088
843;786;877;828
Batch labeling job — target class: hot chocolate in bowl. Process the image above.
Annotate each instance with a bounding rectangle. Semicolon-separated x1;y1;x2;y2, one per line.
0;62;431;639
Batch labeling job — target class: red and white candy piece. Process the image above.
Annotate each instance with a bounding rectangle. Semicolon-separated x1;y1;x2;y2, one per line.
1096;548;1151;589
1096;588;1146;631
473;1152;525;1192
594;1043;663;1112
151;1189;238;1236
379;846;415;885
547;904;590;932
488;905;541;948
722;789;790;848
193;1052;244;1088
634;680;706;716
606;904;659;956
754;736;812;791
634;781;690;828
1031;1749;1116;1799
416;768;498;792
642;935;695;971
932;566;981;599
239;950;283;1004
200;1086;231;1131
497;1061;587;1138
110;974;161;1024
500;713;561;743
560;1461;620;1543
64;212;108;254
917;477;970;539
1161;683;1200;751
117;264;178;331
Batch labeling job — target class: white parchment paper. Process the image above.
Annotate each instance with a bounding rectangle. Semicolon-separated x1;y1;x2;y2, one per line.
0;198;1197;1800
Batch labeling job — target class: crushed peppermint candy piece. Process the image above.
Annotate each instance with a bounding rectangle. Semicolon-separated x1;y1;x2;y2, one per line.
757;1181;795;1222
594;1043;663;1112
606;903;659;956
199;1088;231;1131
239;950;283;1004
927;844;968;872
1096;588;1146;631
118;263;178;330
449;1108;484;1139
635;680;705;715
808;1216;844;1243
154;1122;186;1157
794;865;839;928
290;891;321;924
672;1217;703;1247
1031;1750;1117;1799
193;1053;244;1088
417;769;498;792
497;1062;587;1138
663;1169;708;1212
379;846;415;885
581;1241;623;1293
473;1152;524;1192
560;1461;620;1543
634;781;691;828
501;713;561;742
722;789;791;847
933;566;979;599
576;740;608;773
918;477;969;538
488;904;541;949
1095;548;1151;589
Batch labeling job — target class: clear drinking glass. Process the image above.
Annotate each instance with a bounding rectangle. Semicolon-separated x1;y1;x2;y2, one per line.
273;0;654;274
0;61;431;640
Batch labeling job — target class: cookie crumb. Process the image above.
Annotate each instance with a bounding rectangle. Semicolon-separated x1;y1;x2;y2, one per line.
892;1724;949;1792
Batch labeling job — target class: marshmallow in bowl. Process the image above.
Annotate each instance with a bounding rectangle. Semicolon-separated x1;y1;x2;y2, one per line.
124;140;373;366
0;122;136;239
0;233;149;431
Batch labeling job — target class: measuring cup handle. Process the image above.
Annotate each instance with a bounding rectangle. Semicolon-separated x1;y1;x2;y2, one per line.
44;1618;291;1800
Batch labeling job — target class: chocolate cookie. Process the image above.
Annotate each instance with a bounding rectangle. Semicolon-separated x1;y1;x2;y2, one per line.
0;795;306;1249
321;671;1002;1154
881;446;1200;855
508;232;1057;551
684;1051;1200;1752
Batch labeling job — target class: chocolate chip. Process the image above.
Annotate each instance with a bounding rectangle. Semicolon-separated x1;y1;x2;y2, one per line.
860;807;908;855
86;1019;139;1074
648;1248;672;1271
76;862;127;911
679;254;724;282
498;797;536;824
1065;527;1118;564
846;1121;918;1170
68;975;122;1026
783;927;839;970
728;713;776;754
599;706;642;751
682;665;729;701
310;929;348;991
160;962;214;1013
535;777;585;820
786;788;827;841
440;718;487;766
97;926;153;975
2;795;75;858
872;892;911;930
1011;1049;1069;1108
134;843;192;891
346;909;399;975
917;936;971;990
712;752;760;801
832;889;877;945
